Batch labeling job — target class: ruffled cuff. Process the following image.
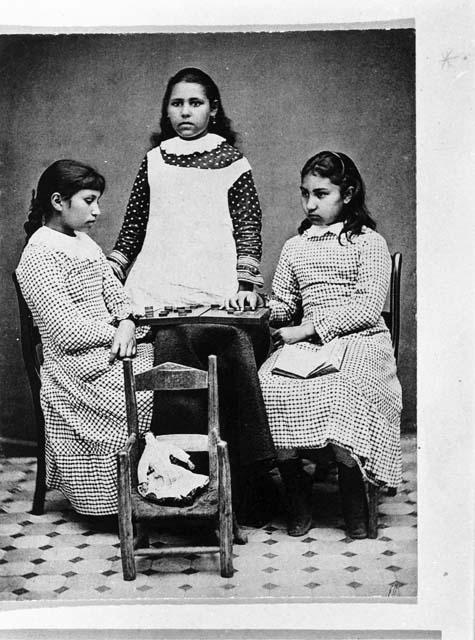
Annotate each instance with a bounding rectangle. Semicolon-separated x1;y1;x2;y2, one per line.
237;255;264;288
311;310;335;344
136;325;152;341
112;307;134;325
112;309;151;341
107;249;130;282
268;299;292;327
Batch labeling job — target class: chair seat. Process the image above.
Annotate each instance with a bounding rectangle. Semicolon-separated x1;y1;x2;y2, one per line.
131;482;218;521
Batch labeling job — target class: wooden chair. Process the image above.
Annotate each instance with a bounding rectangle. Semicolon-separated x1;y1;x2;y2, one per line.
11;272;47;515
382;252;402;363
367;251;402;538
117;354;236;581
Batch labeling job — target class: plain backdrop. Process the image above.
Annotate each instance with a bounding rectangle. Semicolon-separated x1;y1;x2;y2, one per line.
0;28;415;444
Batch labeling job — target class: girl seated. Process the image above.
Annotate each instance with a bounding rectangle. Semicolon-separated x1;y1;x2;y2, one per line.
258;151;402;539
16;159;154;520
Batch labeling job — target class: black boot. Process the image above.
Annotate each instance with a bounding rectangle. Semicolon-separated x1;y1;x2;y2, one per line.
337;463;369;539
234;461;280;528
278;459;313;537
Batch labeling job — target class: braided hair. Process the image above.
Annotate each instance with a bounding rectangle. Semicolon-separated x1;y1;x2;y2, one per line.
150;67;238;148
298;151;376;241
24;159;105;240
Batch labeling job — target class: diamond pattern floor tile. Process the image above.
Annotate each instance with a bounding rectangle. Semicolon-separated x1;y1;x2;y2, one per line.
0;434;416;601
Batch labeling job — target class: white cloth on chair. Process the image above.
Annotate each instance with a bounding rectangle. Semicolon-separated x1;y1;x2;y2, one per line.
137;433;209;505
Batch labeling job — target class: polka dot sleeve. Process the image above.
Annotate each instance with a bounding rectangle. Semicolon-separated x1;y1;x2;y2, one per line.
108;156;150;280
228;169;264;287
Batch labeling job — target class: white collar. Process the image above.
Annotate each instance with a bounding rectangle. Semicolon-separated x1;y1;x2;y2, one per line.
29;225;81;248
28;225;98;259
304;221;344;238
161;133;225;156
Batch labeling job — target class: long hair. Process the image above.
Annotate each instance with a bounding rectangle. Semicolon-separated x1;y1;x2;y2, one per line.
150;67;238;148
24;159;105;240
298;151;376;240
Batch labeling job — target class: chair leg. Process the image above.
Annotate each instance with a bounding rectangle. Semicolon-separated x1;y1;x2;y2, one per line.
31;438;47;516
118;510;136;581
367;483;379;539
117;452;136;581
219;509;234;578
218;442;234;578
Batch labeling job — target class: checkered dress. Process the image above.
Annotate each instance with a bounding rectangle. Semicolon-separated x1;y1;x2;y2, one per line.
259;226;402;487
16;227;154;515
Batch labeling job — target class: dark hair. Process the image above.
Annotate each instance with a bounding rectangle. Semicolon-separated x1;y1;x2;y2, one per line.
298;150;376;240
150;67;238;148
24;159;106;240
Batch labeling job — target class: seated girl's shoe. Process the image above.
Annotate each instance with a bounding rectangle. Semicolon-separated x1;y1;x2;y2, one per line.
337;463;369;539
278;458;313;537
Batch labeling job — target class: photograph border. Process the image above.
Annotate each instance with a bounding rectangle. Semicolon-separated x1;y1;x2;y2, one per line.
0;1;473;639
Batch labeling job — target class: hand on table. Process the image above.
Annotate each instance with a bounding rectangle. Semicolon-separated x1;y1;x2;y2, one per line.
224;290;264;311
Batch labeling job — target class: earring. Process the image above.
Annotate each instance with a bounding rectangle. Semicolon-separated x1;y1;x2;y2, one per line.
210;116;216;125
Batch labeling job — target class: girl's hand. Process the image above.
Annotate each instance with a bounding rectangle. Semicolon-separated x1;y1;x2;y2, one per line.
224;290;261;311
109;318;136;364
272;322;315;348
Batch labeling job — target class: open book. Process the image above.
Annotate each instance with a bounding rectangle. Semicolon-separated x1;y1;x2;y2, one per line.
271;338;347;379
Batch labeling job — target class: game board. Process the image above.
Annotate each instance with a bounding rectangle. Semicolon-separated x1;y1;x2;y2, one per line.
136;304;270;327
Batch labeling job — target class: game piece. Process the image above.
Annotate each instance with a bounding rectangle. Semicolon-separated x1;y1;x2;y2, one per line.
136;305;270;327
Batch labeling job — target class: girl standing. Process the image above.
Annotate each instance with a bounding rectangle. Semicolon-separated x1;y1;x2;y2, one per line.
108;68;276;524
108;66;263;310
16;160;154;518
258;151;402;538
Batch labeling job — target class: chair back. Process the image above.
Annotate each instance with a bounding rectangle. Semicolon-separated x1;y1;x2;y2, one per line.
123;355;220;484
12;271;48;513
12;271;43;379
382;252;402;362
12;271;45;431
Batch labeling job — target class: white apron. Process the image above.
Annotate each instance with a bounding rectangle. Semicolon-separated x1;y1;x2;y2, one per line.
126;138;249;313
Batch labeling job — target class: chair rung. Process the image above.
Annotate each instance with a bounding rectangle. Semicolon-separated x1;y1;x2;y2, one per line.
134;546;220;557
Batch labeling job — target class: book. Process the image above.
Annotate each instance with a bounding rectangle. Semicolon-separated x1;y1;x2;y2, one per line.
271;338;347;379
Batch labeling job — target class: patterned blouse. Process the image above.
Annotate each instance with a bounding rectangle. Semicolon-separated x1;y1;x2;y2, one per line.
16;226;154;515
108;134;264;288
259;224;402;487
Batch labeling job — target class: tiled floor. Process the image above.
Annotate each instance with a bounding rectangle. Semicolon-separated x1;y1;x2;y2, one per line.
0;435;416;602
